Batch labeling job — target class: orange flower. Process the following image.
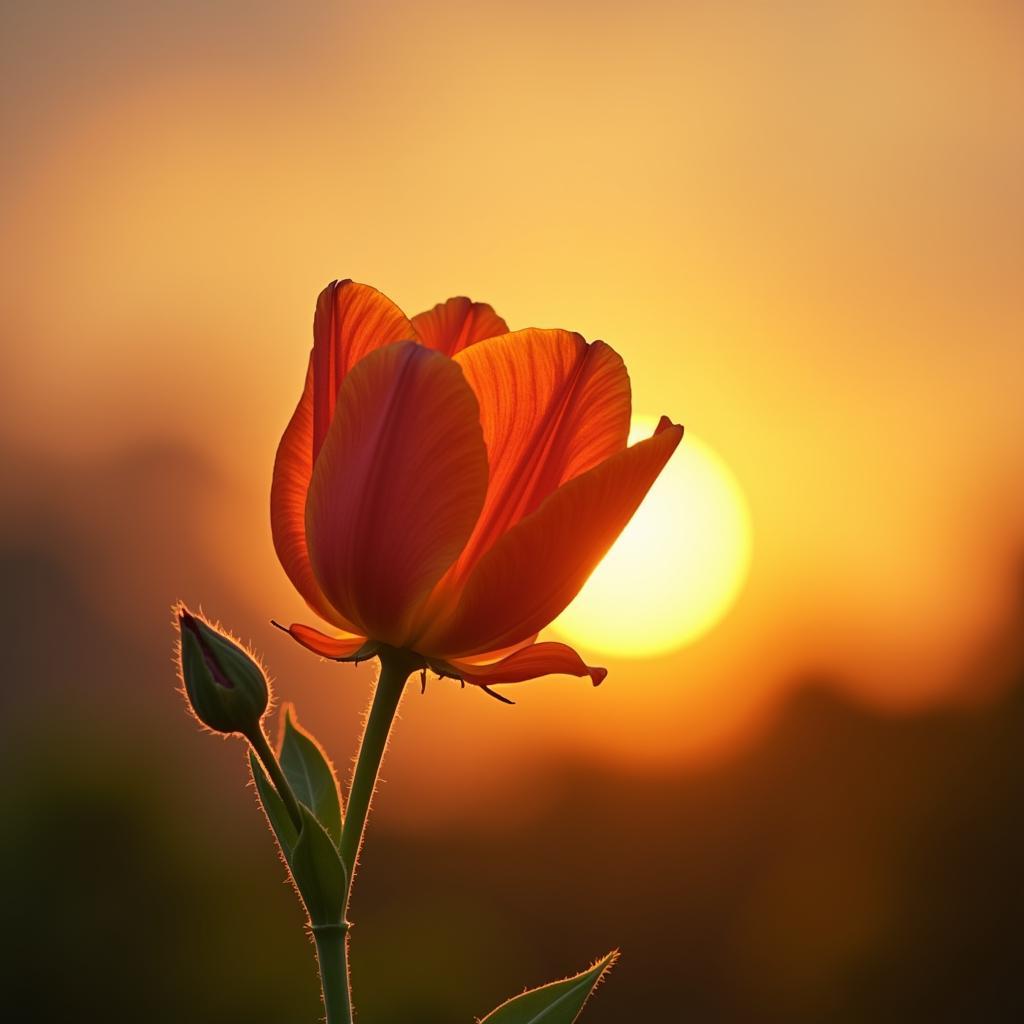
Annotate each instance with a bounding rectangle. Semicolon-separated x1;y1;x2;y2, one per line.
271;280;683;691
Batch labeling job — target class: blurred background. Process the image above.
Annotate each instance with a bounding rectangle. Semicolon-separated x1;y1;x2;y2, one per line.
2;1;1023;1021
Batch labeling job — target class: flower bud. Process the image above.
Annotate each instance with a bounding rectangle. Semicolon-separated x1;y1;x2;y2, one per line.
177;606;269;737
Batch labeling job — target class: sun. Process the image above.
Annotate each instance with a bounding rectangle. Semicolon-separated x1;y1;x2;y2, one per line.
551;418;752;658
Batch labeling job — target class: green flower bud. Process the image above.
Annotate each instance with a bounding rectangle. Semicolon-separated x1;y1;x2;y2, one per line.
176;606;269;737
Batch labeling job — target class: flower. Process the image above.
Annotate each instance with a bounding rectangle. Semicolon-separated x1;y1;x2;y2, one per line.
271;280;683;689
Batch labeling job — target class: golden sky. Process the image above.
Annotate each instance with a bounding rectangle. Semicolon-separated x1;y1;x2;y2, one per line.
3;1;1023;774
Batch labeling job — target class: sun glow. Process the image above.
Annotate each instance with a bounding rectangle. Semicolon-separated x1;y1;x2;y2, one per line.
552;419;752;658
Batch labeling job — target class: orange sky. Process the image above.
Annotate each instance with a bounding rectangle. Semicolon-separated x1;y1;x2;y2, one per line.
3;1;1023;776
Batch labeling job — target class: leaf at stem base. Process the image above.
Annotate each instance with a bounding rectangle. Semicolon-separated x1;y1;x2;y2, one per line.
249;752;348;927
289;804;347;926
478;951;618;1024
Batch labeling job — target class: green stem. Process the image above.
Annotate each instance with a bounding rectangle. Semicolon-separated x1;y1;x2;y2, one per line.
248;724;304;834
339;649;415;903
313;925;352;1024
312;647;414;1024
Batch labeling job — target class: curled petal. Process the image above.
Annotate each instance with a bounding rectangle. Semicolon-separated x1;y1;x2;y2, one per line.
411;296;509;356
448;329;631;582
449;633;539;666
277;622;372;660
448;641;607;687
420;417;684;658
305;341;489;645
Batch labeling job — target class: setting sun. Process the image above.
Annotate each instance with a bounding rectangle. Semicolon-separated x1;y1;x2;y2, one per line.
552;419;752;658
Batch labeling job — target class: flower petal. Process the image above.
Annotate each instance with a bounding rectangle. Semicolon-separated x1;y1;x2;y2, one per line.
448;633;539;666
270;362;359;630
411;296;509;356
281;622;370;660
419;417;683;658
305;340;489;645
447;329;631;583
448;641;607;687
311;280;416;459
271;280;413;629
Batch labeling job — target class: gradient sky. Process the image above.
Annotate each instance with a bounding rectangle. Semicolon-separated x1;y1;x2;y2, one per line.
3;0;1023;772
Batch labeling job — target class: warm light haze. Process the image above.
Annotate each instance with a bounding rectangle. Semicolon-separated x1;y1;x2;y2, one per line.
4;1;1022;772
4;4;1024;1023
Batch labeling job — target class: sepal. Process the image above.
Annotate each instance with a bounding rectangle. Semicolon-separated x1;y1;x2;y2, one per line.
272;620;380;663
336;639;381;663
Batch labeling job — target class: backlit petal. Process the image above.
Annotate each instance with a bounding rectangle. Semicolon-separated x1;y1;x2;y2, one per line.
270;362;359;630
411;296;509;356
282;622;369;659
311;280;415;459
448;633;539;666
271;280;413;630
448;641;607;687
305;341;489;645
420;417;683;658
447;329;631;582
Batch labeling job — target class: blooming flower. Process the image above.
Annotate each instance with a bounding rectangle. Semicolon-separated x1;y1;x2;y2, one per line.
271;280;683;690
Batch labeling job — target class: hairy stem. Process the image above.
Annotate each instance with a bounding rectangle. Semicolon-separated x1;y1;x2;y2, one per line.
338;649;415;901
319;647;415;1023
248;724;304;833
313;924;352;1024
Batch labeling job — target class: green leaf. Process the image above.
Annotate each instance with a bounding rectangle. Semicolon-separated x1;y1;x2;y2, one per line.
249;751;299;854
289;804;348;927
249;753;347;927
278;704;343;846
479;952;618;1024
